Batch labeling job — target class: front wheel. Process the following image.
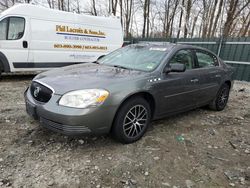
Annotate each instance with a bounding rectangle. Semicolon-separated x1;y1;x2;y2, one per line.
209;83;230;111
111;97;151;144
0;64;2;78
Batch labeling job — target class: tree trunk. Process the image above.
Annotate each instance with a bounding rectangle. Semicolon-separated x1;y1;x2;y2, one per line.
177;0;184;39
191;11;200;38
201;0;211;38
92;0;97;16
146;0;150;37
76;0;80;13
223;0;250;36
142;0;148;38
111;0;118;15
211;0;223;37
184;0;192;38
58;0;61;10
119;0;123;30
223;0;238;37
125;0;133;37
238;12;250;37
207;0;218;37
242;18;250;36
169;0;179;38
162;0;170;38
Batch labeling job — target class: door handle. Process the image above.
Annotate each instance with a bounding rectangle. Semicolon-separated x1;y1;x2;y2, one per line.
23;41;28;48
215;74;221;78
190;78;199;83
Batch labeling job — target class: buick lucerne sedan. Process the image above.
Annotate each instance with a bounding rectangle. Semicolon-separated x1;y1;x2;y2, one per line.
25;44;234;143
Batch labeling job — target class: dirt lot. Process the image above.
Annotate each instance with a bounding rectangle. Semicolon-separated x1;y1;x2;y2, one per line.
0;75;249;188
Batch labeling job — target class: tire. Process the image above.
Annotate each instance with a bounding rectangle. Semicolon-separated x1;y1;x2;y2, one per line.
111;97;151;144
209;83;230;111
0;64;2;79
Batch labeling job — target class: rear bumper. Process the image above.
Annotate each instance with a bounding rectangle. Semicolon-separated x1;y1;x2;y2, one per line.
24;87;116;135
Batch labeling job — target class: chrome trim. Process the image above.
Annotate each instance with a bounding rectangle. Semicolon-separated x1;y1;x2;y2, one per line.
225;42;250;45
33;80;55;94
164;85;217;98
224;61;250;65
177;41;217;44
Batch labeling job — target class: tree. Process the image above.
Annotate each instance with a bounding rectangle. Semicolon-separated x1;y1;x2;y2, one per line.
183;0;192;38
110;0;118;15
223;0;250;37
91;0;97;16
238;11;250;36
177;0;184;39
211;0;224;37
122;0;133;37
142;0;150;38
207;0;218;37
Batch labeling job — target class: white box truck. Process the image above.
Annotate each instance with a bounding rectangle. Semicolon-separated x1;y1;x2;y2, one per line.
0;4;123;75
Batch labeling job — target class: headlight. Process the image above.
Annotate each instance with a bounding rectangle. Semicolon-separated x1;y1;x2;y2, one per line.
59;89;109;108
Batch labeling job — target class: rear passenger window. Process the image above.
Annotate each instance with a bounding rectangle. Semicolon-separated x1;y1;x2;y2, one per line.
196;51;218;68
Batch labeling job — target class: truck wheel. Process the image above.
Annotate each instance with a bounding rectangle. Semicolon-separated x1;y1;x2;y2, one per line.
209;83;230;111
0;63;2;78
111;97;151;144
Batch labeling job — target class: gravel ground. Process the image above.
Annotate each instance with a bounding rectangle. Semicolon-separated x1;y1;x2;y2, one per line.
0;75;249;188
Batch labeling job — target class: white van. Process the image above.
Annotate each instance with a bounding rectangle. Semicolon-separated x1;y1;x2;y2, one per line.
0;4;123;75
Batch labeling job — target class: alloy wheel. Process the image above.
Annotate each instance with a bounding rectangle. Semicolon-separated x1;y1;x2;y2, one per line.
123;105;148;138
217;87;229;108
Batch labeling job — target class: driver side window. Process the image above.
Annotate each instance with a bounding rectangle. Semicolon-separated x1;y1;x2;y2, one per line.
169;49;194;70
0;18;8;40
0;17;25;40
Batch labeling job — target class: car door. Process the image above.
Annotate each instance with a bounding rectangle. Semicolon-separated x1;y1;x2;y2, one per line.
0;16;29;71
194;49;223;105
154;49;201;116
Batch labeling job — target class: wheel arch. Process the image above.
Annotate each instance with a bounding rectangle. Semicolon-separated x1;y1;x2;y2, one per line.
224;80;231;89
0;52;11;73
110;91;156;132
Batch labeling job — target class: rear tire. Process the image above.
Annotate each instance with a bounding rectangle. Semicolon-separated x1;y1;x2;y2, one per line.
209;83;230;111
111;97;151;144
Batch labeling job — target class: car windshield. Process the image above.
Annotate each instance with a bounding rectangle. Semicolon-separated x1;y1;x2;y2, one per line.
98;45;168;72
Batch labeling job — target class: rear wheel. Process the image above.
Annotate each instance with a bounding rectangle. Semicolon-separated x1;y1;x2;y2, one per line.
209;83;230;111
111;97;151;144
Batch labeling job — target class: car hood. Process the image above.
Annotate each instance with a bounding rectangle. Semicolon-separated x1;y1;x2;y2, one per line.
34;63;148;94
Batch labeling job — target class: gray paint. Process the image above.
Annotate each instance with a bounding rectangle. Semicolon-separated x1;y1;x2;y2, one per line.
25;44;234;135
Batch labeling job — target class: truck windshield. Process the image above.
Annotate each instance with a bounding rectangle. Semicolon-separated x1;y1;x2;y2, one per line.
98;45;168;72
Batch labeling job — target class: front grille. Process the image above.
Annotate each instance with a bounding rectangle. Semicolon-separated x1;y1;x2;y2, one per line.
30;81;53;103
40;117;91;134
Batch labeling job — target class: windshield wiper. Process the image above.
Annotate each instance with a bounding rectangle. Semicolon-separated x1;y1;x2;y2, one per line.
92;61;100;64
113;65;131;70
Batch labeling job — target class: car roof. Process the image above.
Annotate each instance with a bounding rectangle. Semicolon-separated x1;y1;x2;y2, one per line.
129;43;217;57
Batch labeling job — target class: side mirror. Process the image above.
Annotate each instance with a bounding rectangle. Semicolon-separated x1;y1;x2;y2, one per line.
164;63;186;73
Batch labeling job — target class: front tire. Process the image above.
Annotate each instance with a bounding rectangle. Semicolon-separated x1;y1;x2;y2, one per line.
0;63;2;78
209;83;230;111
111;97;151;144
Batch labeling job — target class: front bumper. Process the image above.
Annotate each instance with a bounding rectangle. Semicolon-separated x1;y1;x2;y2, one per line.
24;88;116;135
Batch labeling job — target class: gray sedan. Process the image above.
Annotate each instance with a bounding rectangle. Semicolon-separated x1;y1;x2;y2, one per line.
25;44;234;143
